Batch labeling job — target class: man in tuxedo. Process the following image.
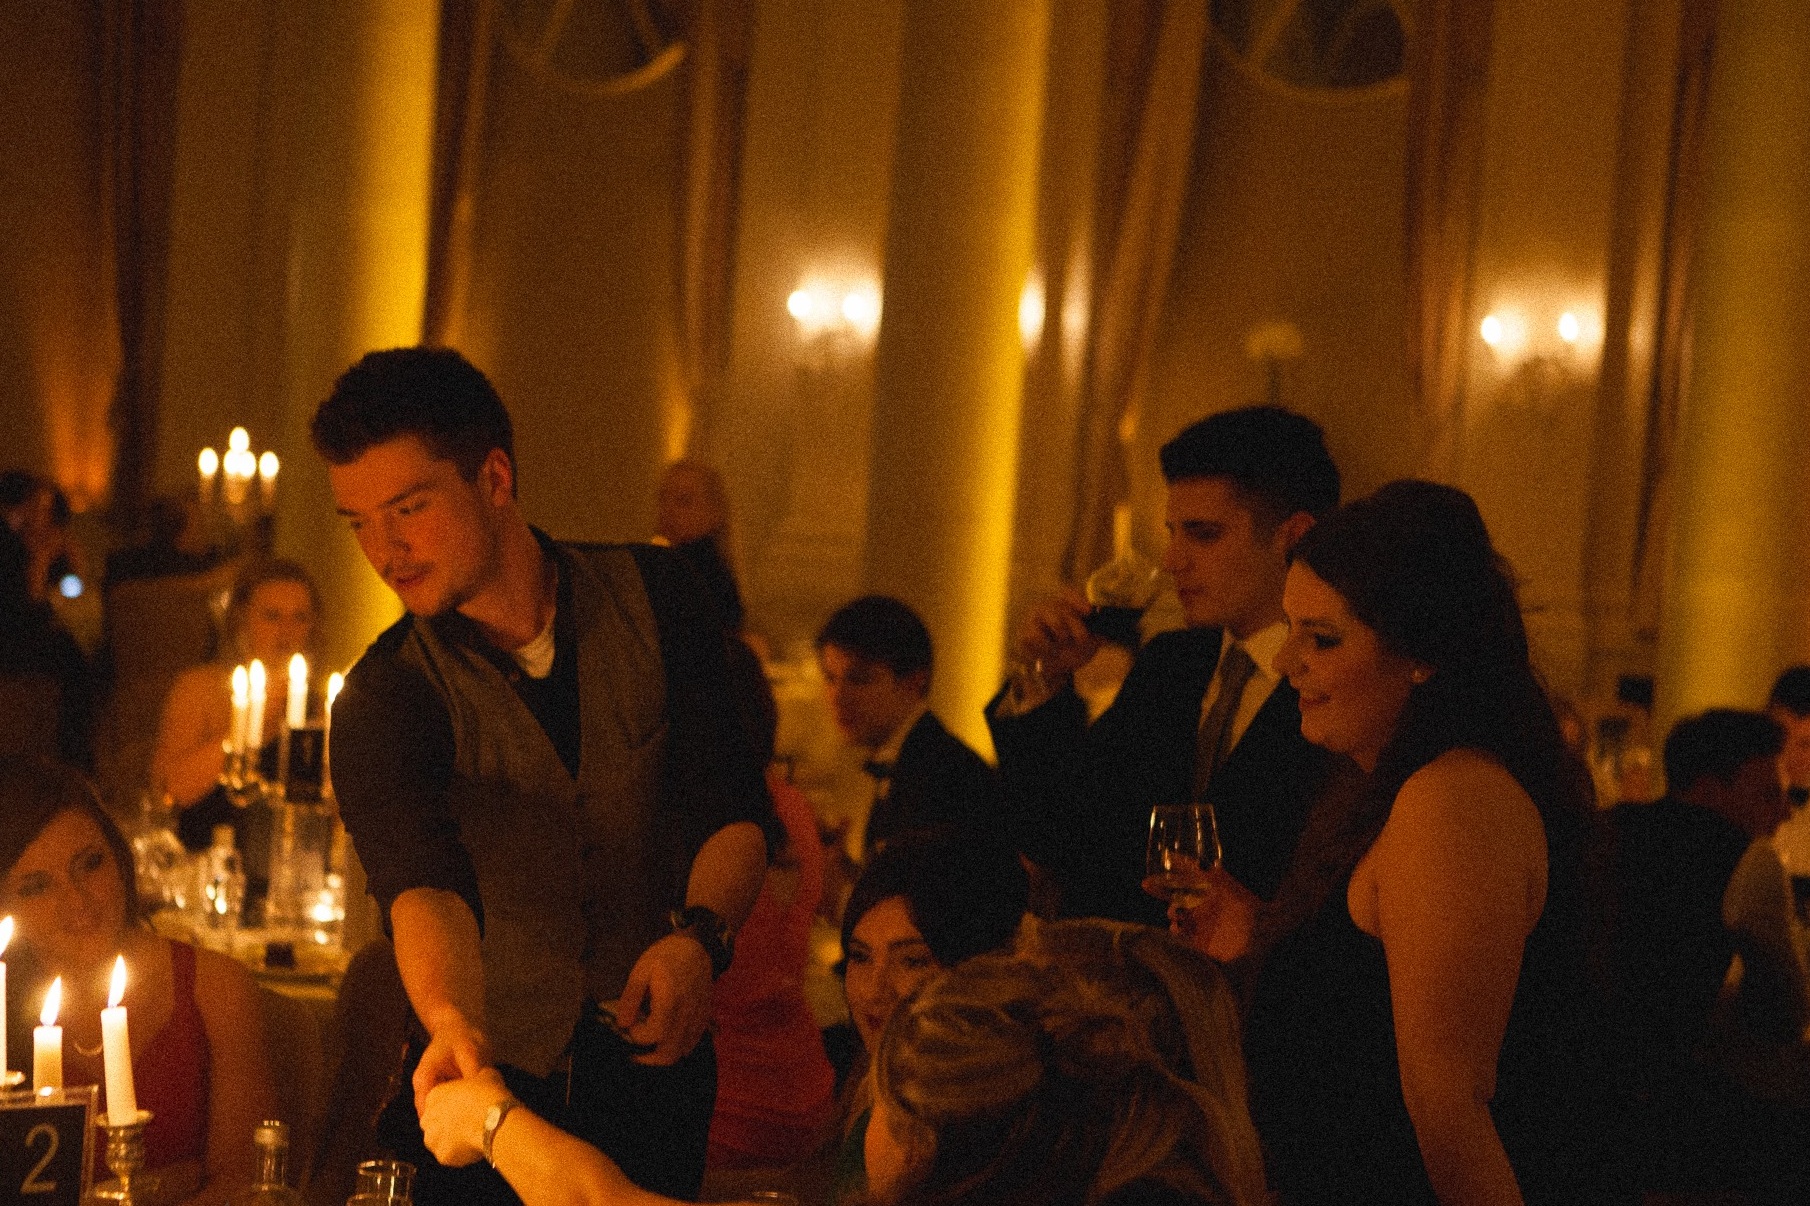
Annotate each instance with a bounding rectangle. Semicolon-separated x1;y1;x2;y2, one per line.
989;406;1343;926
818;595;1000;857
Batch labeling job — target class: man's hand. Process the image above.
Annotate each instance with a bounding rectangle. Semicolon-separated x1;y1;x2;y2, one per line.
1015;587;1103;686
1146;864;1260;964
420;1067;512;1168
607;932;714;1066
413;1007;493;1118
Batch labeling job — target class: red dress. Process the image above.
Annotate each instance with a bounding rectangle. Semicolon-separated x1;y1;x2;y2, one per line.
705;772;836;1168
132;940;211;1172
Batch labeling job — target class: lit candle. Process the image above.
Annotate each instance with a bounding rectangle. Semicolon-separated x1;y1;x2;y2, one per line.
101;957;137;1125
247;659;268;754
287;653;308;731
34;978;61;1092
324;672;345;790
258;451;279;508
230;664;250;763
198;448;219;504
0;916;12;1080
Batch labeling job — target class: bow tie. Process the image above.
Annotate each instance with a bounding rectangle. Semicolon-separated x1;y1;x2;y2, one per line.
863;760;895;781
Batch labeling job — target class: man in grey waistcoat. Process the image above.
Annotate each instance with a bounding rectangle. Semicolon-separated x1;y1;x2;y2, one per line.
314;348;773;1204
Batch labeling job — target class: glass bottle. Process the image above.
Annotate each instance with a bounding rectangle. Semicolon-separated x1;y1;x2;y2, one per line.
232;1120;303;1205
198;824;246;948
129;791;190;915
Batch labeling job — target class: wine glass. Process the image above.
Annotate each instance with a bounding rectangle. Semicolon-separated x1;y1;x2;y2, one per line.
1146;803;1222;906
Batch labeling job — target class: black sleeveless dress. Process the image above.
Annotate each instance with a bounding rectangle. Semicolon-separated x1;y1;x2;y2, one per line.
1242;847;1622;1204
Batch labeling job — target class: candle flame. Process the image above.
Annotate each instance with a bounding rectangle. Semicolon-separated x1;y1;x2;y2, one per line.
259;451;279;483
229;427;250;453
41;978;60;1027
232;664;249;704
0;915;12;957
198;448;219;476
108;956;127;1008
290;653;307;687
249;659;267;693
326;672;345;711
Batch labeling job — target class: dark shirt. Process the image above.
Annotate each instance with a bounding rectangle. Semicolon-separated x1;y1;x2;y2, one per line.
331;539;775;932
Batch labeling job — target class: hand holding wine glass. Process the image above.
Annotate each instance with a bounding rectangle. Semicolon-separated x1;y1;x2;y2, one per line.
1144;803;1258;962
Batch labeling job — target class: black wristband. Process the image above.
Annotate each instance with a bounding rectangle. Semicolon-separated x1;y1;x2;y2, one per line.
671;905;733;978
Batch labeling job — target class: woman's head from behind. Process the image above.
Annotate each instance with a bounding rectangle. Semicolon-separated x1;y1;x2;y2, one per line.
872;956;1238;1206
226;559;320;667
1279;480;1560;788
1022;920;1266;1204
842;827;1028;1052
0;757;137;975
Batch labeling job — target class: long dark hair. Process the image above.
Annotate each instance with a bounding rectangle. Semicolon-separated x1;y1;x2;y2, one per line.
1292;479;1592;835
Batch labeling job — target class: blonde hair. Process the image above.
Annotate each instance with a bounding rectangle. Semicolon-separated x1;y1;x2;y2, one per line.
1020;920;1268;1206
876;955;1262;1206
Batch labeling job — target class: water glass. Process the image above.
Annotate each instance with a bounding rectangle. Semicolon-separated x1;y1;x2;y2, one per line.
353;1158;414;1202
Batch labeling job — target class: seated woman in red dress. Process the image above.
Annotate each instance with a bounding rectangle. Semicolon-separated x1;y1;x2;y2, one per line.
0;756;278;1205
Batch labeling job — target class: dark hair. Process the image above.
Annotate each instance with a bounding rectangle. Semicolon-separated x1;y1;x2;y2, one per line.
1290;479;1593;857
817;595;933;680
1769;666;1810;718
0;756;138;927
842;826;1027;970
311;347;515;486
226;559;321;652
1663;709;1784;793
1157;406;1340;525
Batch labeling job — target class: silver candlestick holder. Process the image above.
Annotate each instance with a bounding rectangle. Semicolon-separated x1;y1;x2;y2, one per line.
95;1109;153;1205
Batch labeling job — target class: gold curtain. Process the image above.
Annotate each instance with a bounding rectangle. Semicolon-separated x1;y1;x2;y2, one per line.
1630;0;1718;635
1063;0;1211;581
423;0;751;467
1403;0;1495;479
103;0;185;513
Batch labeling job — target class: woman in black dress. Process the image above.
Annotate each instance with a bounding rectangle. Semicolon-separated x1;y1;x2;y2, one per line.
1237;481;1612;1205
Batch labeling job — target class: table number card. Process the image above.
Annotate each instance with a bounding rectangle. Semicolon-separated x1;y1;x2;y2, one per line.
0;1085;93;1205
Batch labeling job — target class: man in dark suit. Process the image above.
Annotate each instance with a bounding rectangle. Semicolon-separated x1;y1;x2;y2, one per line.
818;595;1000;857
989;406;1343;926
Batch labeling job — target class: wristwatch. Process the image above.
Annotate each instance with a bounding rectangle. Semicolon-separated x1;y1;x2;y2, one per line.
671;904;734;978
482;1095;521;1165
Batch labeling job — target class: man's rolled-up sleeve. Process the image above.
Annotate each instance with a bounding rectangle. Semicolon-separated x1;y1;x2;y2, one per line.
332;651;485;933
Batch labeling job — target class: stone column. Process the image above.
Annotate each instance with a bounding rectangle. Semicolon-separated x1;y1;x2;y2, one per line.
1656;0;1810;727
862;0;1052;755
272;0;440;673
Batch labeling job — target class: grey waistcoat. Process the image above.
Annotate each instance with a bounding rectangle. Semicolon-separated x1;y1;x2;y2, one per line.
392;545;678;1076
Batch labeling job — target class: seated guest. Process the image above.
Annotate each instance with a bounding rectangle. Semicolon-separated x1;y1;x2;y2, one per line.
1602;709;1809;1196
0;524;93;768
0;756;277;1205
421;955;1256;1206
817;596;1000;857
1605;710;1800;1081
0;471;73;606
1020;920;1267;1203
705;664;836;1171
150;559;320;848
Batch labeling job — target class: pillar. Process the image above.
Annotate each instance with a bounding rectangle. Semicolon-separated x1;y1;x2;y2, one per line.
272;0;439;674
862;0;1051;756
1656;0;1810;728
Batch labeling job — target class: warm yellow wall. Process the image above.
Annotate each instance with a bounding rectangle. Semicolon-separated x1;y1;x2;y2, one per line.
1148;39;1416;536
717;0;906;650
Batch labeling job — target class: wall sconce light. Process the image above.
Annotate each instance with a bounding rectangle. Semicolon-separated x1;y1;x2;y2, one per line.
1019;272;1046;352
788;277;882;344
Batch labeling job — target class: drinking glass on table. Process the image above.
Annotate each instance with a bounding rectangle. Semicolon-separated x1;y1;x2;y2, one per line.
1145;803;1221;906
351;1158;414;1203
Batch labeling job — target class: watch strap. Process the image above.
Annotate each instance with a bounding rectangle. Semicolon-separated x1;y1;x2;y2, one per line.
482;1096;521;1164
671;905;733;978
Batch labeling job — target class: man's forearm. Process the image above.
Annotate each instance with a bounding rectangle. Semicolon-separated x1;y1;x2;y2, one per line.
686;821;767;934
392;887;488;1034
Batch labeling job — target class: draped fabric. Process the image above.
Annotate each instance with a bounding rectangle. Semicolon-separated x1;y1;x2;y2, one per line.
423;0;751;493
1630;0;1718;636
1403;0;1495;480
103;0;186;514
1062;0;1211;582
